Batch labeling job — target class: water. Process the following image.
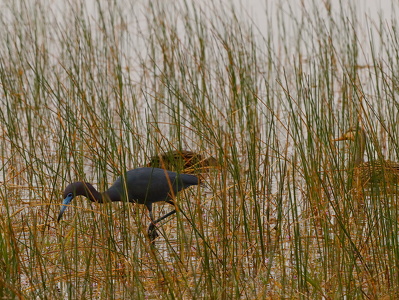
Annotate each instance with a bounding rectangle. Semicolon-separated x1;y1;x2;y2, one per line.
1;0;399;298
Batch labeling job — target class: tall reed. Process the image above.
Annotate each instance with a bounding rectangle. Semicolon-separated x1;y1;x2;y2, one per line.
0;0;398;298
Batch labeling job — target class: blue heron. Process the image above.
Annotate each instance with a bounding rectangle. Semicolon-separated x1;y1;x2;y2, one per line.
57;167;199;240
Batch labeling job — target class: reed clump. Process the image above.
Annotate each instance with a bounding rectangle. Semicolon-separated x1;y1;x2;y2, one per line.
0;0;398;298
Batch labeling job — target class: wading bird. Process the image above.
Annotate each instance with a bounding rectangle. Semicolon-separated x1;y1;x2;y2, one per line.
57;167;199;240
147;150;218;173
334;127;399;194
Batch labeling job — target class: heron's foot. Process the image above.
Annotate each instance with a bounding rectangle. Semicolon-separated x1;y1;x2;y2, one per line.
148;223;159;241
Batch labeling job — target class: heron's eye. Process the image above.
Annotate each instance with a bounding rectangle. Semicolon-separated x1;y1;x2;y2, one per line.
67;192;73;198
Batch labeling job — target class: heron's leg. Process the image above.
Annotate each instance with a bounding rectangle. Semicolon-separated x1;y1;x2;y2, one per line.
148;209;154;222
152;209;177;225
147;200;177;241
145;203;154;221
148;209;177;241
165;199;175;206
145;203;159;240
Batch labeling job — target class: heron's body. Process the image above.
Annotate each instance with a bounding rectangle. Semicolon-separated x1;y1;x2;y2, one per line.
353;160;399;186
147;150;218;173
100;167;198;205
335;127;399;190
58;167;199;240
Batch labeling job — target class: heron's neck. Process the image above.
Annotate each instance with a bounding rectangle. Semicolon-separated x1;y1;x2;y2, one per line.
84;184;104;203
353;131;366;166
103;188;122;202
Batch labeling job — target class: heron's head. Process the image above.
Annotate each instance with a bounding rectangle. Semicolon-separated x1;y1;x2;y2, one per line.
58;182;95;222
334;127;366;142
334;127;368;165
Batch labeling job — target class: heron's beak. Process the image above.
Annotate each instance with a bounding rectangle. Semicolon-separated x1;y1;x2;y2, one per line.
57;194;74;222
333;135;348;142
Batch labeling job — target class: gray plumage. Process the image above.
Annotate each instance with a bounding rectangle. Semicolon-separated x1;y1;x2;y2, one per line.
58;167;199;240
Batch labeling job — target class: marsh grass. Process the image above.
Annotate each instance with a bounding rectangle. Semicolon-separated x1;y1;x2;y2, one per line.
0;0;399;298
